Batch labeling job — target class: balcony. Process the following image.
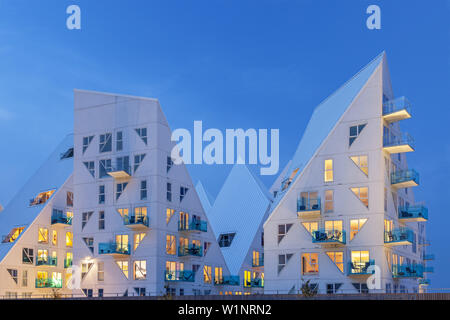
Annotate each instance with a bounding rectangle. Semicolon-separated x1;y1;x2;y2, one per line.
423;253;435;261
252;256;264;268
392;264;423;278
348;260;375;277
51;211;72;226
64;258;73;268
391;169;419;189
35;278;63;289
384;228;414;246
178;245;203;257
178;218;207;233
398;205;428;222
215;275;241;286
383;97;412;123
165;270;195;282
36;257;57;267
297;197;321;218
250;278;264;288
124;215;149;230
107;164;132;180
312;229;346;246
383;132;415;154
98;242;131;257
419;279;430;286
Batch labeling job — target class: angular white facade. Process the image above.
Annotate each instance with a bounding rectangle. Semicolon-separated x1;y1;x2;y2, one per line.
206;165;272;294
0;136;74;298
72;90;234;297
264;52;432;294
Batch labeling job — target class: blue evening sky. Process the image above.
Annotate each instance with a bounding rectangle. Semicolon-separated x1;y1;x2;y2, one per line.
0;1;449;287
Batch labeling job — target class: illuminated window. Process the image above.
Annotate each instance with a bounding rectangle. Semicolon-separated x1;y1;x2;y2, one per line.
37;249;48;264
351;251;370;272
99;133;112;153
384;219;393;233
350;155;368;176
98;262;104;281
134;233;146;251
244;270;252;287
302;222;318;235
99;185;105;204
203;265;212;284
81;263;94;279
350;219;368;240
166;208;175;224
326;252;344;272
134;260;147;280
214;267;223;284
349;123;366;146
66;191;74;207
324;159;333;182
134;207;147;220
179;211;189;230
324;190;333;213
134;154;146;173
325;220;343;232
116;261;129;278
83;237;94;253
29;190;55;206
115;234;129;253
52;230;57;246
66;232;73;247
204;242;211;255
2;227;25;243
351;187;369;208
253;251;261;267
302;253;319;274
166;235;176;255
38;228;48;243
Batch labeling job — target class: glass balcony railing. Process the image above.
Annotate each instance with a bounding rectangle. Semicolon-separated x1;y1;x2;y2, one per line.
250;278;264;288
36;257;57;267
398;205;428;221
419;279;430;286
348;260;375;276
178;219;207;232
423;253;435;261
64;258;73;268
392;264;424;278
312;229;346;245
383;132;415;153
164;270;195;282
391;169;419;188
297;197;321;217
252;256;264;267
215;275;240;286
124;215;149;228
35;278;63;289
382;97;412;122
384;228;414;246
98;242;131;255
178;245;203;257
51;211;72;226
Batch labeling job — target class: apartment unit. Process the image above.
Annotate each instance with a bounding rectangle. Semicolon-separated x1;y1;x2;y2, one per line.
72;90;233;297
0;135;74;298
264;52;433;294
203;165;272;295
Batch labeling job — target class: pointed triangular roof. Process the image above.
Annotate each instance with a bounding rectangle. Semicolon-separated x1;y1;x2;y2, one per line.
207;165;271;274
270;52;385;210
195;181;214;214
0;135;74;263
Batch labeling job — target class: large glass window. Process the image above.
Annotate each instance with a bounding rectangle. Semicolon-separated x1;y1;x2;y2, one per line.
324;159;333;182
38;228;48;243
350;155;368;176
351;187;369;208
301;253;319;274
166;235;176;255
350;219;368;240
99;133;112;153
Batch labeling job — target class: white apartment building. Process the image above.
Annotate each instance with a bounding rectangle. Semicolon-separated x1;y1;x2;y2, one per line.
0;135;74;298
203;164;272;295
264;52;433;294
72;90;234;297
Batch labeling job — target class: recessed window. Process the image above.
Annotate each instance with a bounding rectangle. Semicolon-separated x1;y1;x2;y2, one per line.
166;208;175;224
60;147;74;160
350;155;368;176
2;227;25;243
99;159;112;178
167;157;174;173
324;190;334;213
349;124;366;146
29;190;55;207
98;262;104;281
134;260;147;280
116;131;123;151
166;183;172;202
84;161;95;178
350;219;368;240
166;235;176;255
98;211;105;230
66;191;74;207
134;154;146;173
99;185;105;204
302;222;318;235
278;224;292;244
116;182;128;200
38;228;48;243
324;159;333;182
82;212;93;229
351;187;369;208
82;136;94;154
278;253;293;274
140;180;147;200
7;269;18;284
218;233;236;247
66;232;73;247
116;261;129;278
180;186;189;202
135;128;148;145
134;233;146;251
99;133;112;153
203;266;212;284
326;251;344;273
